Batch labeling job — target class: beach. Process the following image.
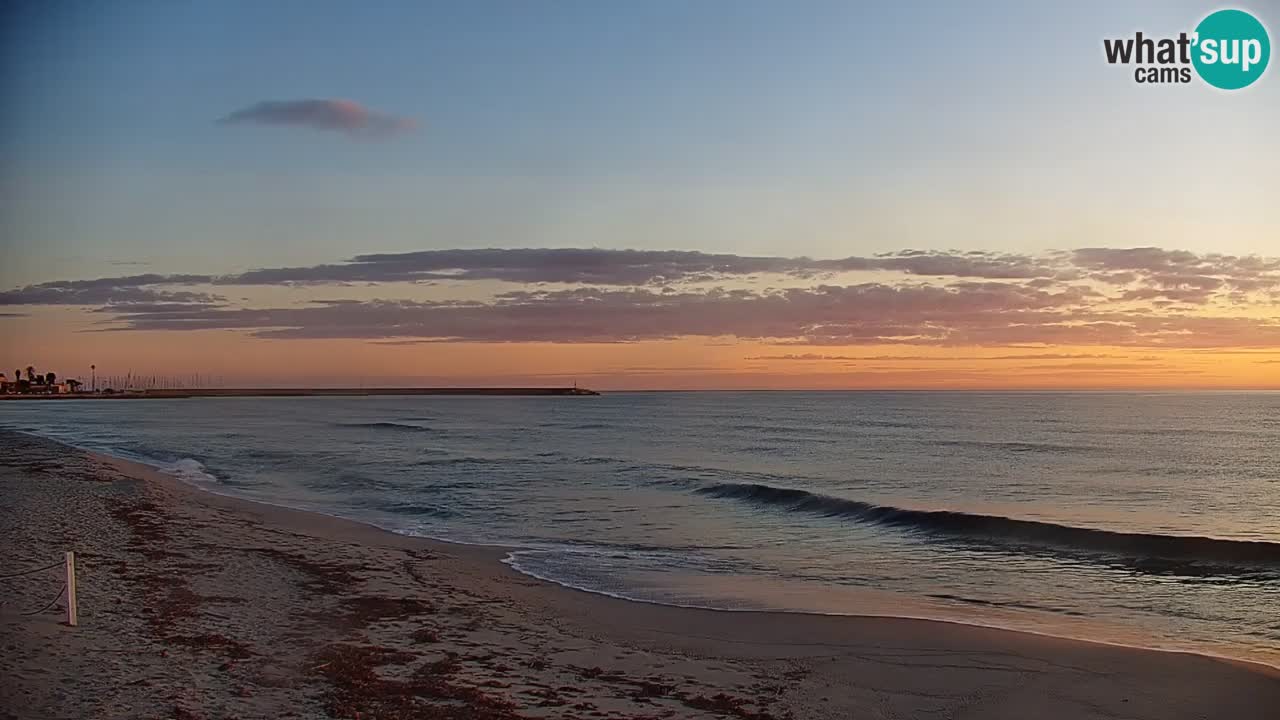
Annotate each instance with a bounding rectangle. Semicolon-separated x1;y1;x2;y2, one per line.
1;428;1277;719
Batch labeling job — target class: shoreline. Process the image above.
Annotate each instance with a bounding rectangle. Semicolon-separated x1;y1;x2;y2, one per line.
500;550;1280;675
127;452;1280;674
0;386;600;400
43;431;1280;672
78;448;1280;677
3;430;1278;718
14;427;1280;673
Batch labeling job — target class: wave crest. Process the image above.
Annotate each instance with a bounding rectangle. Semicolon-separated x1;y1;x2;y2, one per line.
696;482;1280;575
336;421;434;433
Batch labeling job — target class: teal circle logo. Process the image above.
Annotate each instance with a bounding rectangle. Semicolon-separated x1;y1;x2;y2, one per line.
1192;9;1270;89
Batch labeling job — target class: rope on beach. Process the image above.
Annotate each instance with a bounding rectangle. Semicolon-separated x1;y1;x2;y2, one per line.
0;561;63;580
2;552;79;625
20;583;66;616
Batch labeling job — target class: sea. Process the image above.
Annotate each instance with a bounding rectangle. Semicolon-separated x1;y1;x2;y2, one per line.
2;391;1278;667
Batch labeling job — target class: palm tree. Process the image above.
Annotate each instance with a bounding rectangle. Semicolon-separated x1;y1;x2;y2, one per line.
46;371;56;385
25;366;35;382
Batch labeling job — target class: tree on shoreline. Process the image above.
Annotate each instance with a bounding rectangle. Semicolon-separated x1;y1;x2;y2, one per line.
3;366;67;393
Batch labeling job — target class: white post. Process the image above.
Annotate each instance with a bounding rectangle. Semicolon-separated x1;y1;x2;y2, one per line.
65;551;78;627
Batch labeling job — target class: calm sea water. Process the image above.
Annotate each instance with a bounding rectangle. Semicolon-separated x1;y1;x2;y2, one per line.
3;392;1278;665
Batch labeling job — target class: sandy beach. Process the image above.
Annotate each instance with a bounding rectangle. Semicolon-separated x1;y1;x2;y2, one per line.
2;429;1277;720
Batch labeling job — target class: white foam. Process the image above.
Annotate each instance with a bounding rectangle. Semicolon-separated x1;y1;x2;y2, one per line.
164;457;221;485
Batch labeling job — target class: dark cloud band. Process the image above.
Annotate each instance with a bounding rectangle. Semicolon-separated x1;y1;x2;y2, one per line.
90;282;1280;349
4;246;1278;348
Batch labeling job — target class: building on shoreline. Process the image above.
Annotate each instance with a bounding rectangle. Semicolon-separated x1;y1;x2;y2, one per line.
0;368;76;395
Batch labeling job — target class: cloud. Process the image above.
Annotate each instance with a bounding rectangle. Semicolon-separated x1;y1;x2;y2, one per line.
0;274;221;307
10;247;1279;297
1073;247;1280;301
816;250;1059;279
86;302;225;315
87;282;1086;341
89;281;1280;349
222;249;812;286
2;249;1074;290
1072;247;1203;272
181;245;1280;297
218;99;418;138
222;248;1064;286
5;246;1280;350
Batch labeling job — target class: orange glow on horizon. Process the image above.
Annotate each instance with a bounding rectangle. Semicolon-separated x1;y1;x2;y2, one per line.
4;311;1277;391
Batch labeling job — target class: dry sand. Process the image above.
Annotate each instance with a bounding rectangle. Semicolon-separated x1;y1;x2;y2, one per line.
1;429;1277;719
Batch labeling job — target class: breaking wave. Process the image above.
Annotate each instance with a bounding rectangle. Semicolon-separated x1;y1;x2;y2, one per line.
696;482;1280;575
336;421;435;433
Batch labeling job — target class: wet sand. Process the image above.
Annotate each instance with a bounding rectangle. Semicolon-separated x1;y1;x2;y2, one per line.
2;429;1277;719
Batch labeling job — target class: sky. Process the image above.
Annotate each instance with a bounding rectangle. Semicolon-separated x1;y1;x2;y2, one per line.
1;0;1278;389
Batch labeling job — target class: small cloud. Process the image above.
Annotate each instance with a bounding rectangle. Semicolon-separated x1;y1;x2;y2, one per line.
218;99;418;138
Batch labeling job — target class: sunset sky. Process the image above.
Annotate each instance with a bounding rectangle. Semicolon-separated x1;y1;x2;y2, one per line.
2;1;1277;389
